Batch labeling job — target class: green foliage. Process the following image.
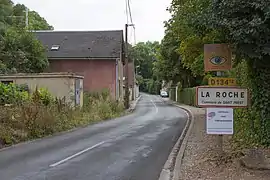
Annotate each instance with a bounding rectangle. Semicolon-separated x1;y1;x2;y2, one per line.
129;41;162;94
154;0;209;86
0;1;52;74
12;4;53;30
32;87;54;106
169;87;176;101
154;31;183;82
83;90;124;121
176;87;196;106
130;41;159;79
0;1;53;31
0;88;124;146
177;59;270;146
161;0;270;148
145;79;161;95
136;78;161;95
208;0;270;60
0;0;13;31
201;73;212;85
229;60;270;147
204;0;270;146
0;83;29;105
1;27;49;73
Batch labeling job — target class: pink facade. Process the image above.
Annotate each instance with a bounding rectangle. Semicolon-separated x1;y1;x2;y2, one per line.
48;59;117;98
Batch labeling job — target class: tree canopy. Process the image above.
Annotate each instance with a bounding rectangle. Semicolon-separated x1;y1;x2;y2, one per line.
0;0;53;74
129;41;162;94
155;0;270;146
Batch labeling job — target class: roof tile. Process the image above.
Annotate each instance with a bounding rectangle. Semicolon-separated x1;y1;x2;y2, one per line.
34;30;123;59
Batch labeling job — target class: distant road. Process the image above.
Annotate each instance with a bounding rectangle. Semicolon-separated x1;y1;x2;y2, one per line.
0;94;187;180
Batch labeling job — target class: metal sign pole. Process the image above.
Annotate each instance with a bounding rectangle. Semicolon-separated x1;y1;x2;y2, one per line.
216;71;224;155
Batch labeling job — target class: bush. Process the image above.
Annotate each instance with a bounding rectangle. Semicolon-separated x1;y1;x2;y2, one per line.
232;61;267;147
0;87;124;147
139;78;161;94
169;87;176;101
174;61;270;147
177;87;196;106
83;90;124;120
0;83;30;105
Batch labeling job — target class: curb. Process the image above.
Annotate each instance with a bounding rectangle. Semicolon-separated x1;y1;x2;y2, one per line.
158;102;195;180
128;95;142;113
239;158;270;171
172;105;195;180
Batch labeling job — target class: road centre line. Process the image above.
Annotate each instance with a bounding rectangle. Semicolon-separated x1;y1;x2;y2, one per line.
151;99;158;113
49;141;105;168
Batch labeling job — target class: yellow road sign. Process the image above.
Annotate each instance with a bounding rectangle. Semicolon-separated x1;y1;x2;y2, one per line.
208;77;237;86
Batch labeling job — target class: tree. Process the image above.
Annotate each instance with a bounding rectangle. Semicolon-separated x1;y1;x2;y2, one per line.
0;27;49;73
12;3;53;30
0;0;13;32
162;0;270;146
207;0;270;145
154;0;209;87
0;1;53;74
129;41;161;94
130;41;159;79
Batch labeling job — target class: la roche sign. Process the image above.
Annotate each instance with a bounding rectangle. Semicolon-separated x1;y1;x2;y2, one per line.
196;86;249;108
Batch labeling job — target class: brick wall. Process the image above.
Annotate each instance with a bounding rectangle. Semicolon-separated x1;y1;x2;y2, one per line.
48;59;117;98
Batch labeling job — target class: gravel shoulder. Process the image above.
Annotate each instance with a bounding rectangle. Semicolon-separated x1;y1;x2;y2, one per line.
179;106;270;180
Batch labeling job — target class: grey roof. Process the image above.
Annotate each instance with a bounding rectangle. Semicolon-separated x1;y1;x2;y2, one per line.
34;30;123;59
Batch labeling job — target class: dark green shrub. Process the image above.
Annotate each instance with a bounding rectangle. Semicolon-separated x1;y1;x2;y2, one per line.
0;83;29;105
177;87;196;106
169;87;176;101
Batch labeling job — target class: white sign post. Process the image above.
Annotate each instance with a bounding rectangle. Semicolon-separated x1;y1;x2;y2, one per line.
196;87;249;108
206;108;233;135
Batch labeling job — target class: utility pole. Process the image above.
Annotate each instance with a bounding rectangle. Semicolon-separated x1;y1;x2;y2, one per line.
135;65;139;98
6;7;29;29
124;24;129;109
216;71;224;156
124;23;134;109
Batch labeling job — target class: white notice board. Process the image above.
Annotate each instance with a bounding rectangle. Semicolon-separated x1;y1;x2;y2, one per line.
206;108;233;135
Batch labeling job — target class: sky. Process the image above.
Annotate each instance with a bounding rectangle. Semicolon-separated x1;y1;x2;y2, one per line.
12;0;172;44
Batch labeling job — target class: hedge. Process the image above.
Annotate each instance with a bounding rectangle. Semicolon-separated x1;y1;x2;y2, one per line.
169;87;176;101
177;87;196;106
175;60;270;147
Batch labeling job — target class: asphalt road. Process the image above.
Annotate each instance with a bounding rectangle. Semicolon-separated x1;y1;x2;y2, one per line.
0;94;188;180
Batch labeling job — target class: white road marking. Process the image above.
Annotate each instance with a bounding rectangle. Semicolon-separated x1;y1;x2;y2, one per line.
151;99;158;113
49;141;105;167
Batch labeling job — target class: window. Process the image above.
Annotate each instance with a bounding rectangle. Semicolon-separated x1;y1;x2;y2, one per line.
51;45;60;51
1;80;13;85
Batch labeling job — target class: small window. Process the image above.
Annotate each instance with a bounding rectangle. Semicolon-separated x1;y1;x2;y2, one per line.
51;45;60;51
1;80;13;85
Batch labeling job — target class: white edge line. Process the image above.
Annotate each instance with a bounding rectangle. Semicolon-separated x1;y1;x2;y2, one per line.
49;141;105;168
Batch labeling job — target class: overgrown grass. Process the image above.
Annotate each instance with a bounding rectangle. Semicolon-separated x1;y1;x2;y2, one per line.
0;88;124;147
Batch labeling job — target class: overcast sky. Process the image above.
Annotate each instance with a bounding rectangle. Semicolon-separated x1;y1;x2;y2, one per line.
12;0;172;44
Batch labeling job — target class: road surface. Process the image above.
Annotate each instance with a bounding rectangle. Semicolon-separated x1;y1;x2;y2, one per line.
0;94;188;180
